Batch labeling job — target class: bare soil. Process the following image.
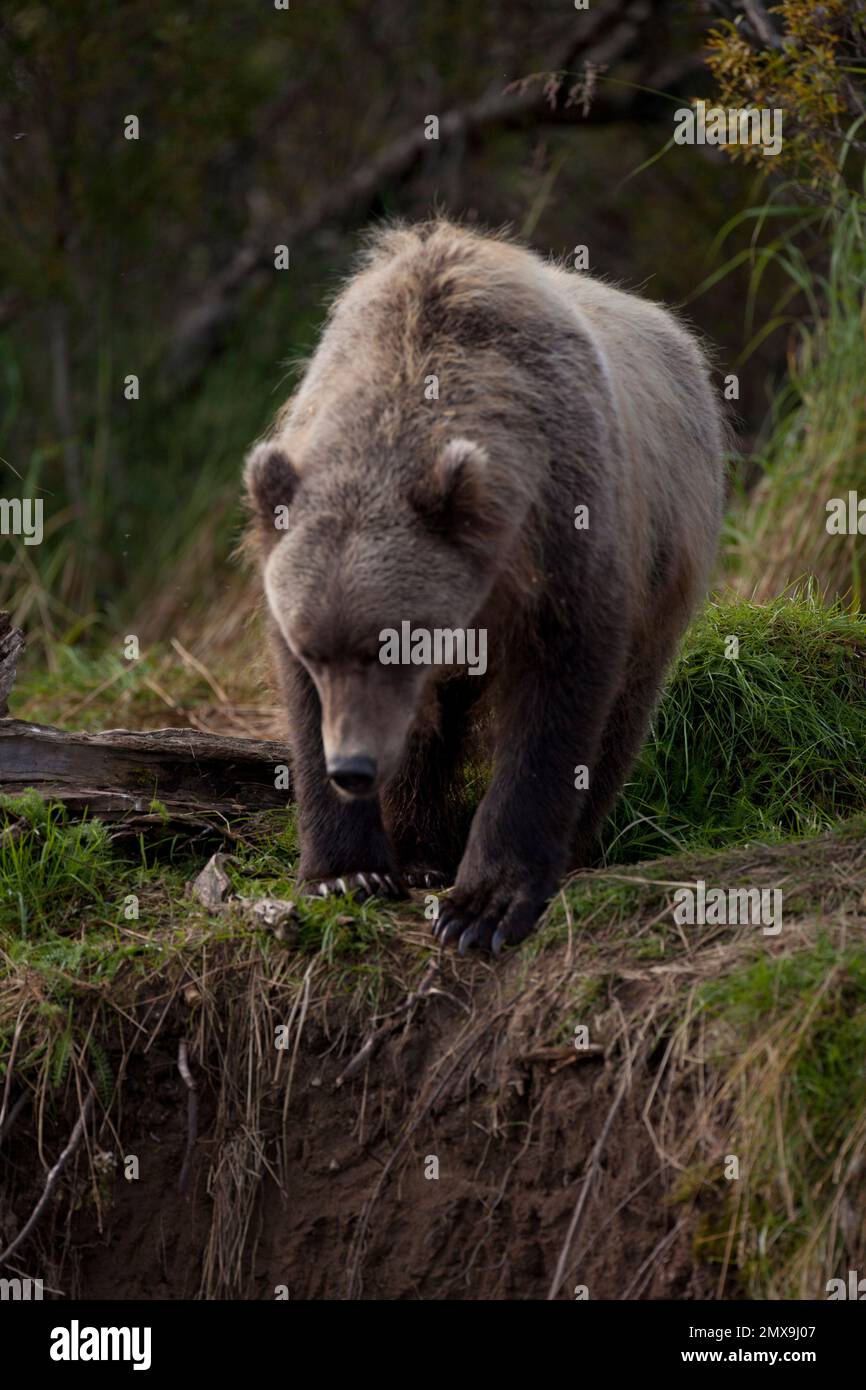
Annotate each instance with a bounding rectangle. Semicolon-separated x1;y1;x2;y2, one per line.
2;960;716;1301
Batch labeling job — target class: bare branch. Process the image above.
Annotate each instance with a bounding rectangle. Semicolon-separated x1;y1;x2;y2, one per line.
163;0;666;387
738;0;785;50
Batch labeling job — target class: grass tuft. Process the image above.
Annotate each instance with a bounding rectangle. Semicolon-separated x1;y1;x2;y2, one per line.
603;589;866;862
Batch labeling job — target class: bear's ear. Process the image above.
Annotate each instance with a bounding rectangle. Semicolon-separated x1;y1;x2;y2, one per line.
244;442;300;525
413;438;502;551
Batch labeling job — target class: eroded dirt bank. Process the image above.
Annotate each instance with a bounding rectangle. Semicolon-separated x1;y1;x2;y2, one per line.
60;994;707;1301
4;827;864;1301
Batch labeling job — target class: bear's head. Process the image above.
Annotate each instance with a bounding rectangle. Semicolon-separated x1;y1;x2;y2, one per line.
245;435;513;798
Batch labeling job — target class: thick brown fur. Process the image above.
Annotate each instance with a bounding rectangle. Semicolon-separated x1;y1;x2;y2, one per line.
243;219;725;954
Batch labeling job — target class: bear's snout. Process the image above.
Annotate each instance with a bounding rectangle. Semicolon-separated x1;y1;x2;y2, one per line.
326;753;378;798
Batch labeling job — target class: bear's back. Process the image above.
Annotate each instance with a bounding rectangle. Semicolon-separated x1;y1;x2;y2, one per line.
282;221;724;594
332;222;721;478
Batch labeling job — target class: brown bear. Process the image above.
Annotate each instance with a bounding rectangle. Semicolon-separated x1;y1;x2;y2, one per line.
244;219;725;954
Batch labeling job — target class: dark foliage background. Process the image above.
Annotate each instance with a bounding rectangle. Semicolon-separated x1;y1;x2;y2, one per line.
1;0;863;656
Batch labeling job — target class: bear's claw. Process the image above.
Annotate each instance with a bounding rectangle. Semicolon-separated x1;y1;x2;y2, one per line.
304;871;406;903
403;867;449;890
433;887;547;957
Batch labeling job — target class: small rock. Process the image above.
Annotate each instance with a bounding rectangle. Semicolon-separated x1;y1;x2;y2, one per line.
236;895;300;943
190;853;234;911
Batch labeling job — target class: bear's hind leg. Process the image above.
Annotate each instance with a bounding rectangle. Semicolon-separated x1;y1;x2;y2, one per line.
569;670;666;867
570;623;688;866
381;675;481;886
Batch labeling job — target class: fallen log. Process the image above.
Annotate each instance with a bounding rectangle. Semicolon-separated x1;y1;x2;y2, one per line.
0;718;293;835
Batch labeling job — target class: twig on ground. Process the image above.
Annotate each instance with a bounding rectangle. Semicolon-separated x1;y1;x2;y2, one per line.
522;1043;605;1072
177;1040;199;1196
0;1090;94;1268
335;958;443;1086
170;637;231;705
620;1218;684;1299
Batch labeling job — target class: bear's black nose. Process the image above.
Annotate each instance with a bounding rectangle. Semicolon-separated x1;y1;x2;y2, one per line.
327;755;377;796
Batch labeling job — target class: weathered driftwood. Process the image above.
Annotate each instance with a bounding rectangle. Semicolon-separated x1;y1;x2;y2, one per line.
0;718;293;834
0;614;24;717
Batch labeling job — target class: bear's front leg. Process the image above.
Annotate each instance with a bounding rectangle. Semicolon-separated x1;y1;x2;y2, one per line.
276;637;404;902
434;637;624;954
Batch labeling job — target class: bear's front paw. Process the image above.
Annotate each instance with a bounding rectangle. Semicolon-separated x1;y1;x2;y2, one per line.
302;871;406;903
432;877;550;957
